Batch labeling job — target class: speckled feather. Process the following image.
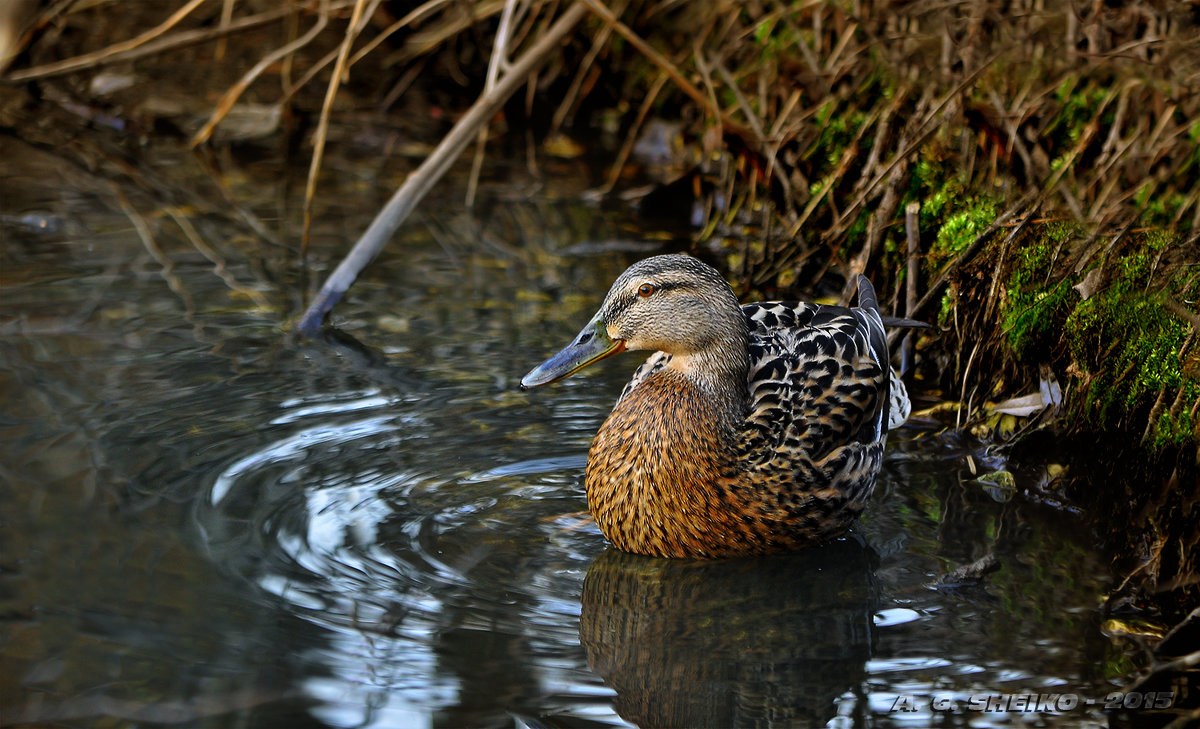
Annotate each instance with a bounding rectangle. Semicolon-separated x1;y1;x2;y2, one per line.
524;254;910;558
595;296;909;558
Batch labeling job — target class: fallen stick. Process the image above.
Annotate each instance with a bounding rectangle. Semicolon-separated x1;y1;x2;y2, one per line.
295;1;589;333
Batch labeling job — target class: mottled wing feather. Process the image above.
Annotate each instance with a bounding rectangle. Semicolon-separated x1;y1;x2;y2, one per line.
888;368;911;429
616;351;672;405
738;301;887;464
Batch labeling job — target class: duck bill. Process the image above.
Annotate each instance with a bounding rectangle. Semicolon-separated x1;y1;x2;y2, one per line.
520;316;625;389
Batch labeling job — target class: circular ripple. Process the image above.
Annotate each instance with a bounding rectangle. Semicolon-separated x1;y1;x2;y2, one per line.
193;387;613;726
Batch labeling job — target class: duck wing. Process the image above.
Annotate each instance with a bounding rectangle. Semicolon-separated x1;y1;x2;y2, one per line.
738;286;895;474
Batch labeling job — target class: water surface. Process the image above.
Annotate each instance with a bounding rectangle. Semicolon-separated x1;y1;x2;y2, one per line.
0;138;1127;728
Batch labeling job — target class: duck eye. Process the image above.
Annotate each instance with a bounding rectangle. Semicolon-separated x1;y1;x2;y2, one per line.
638;283;656;297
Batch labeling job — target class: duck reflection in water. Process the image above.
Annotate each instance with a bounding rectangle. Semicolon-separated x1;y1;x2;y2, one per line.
580;537;878;728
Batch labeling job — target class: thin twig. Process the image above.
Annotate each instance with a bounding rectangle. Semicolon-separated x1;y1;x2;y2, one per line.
551;0;627;132
901;201;920;372
840;156;905;303
596;70;669;195
347;0;456;66
214;0;237;60
191;1;332;147
5;4;313;82
466;0;530;208
394;0;509;65
576;0;756;144
7;0;208;79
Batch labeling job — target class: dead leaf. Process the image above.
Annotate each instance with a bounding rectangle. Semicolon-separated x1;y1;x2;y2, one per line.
1073;267;1103;300
991;393;1044;417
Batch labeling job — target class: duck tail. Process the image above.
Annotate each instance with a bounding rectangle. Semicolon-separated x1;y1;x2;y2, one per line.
855;275;879;313
849;275;886;441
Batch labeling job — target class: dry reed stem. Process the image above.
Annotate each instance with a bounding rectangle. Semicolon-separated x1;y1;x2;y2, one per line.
900;201;920;370
789;101;882;242
552;0;626;132
576;0;755;144
190;1;331;147
839;157;903;304
465;0;535;208
301;0;378;257
348;0;453;66
5;3;309;82
5;0;80;68
598;70;669;195
691;42;721;128
214;0;236;60
394;0;509;64
8;0;208;77
276;0;449;109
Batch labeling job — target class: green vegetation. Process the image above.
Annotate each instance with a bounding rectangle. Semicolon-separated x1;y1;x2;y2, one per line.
926;195;1000;270
1063;233;1199;448
937;218;1200;450
1000;228;1074;360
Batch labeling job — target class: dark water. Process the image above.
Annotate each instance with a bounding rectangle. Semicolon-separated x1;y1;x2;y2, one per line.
1;139;1128;728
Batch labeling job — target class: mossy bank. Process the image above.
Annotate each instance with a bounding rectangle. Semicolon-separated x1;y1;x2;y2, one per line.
931;218;1199;616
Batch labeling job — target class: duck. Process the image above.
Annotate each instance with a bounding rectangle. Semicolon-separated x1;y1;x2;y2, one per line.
521;254;910;558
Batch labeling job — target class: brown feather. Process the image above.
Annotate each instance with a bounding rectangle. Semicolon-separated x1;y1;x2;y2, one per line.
587;368;869;558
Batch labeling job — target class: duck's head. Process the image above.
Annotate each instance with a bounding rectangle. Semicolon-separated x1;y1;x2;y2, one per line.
521;255;748;390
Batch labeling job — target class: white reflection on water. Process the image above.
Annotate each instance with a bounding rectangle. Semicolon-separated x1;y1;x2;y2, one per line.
210;412;401;504
199;384;624;728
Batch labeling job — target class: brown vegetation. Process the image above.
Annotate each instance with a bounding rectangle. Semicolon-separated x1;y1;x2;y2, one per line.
3;0;1200;707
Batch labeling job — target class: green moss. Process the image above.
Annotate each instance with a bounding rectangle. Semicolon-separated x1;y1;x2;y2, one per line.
908;144;1003;275
1136;186;1194;230
805;105;869;167
1044;220;1084;244
846;208;870;243
1060;233;1199;446
981;226;1197;448
1000;236;1073;358
1047;79;1113;143
1151;395;1198;448
911;147;961;224
1069;289;1191;439
752;17;777;46
926;196;999;270
938;286;957;327
1005;281;1076;359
